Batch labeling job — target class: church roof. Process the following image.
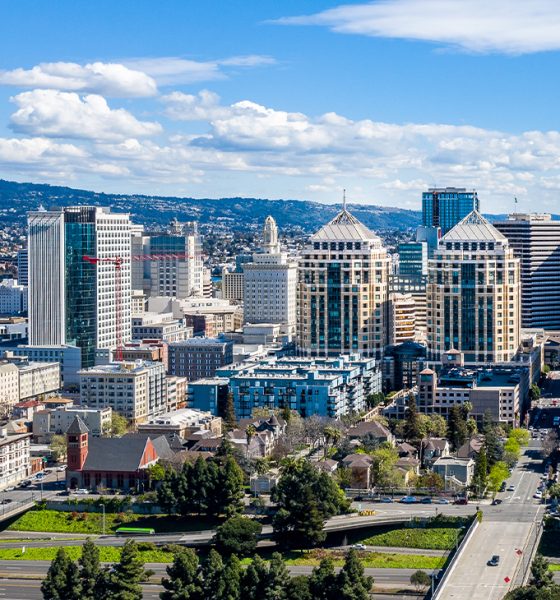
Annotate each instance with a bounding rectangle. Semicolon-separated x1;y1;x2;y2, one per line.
442;210;507;242
311;209;380;242
67;416;89;435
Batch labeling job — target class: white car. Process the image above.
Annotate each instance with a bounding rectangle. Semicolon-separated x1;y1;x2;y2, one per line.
534;491;543;499
352;543;367;550
75;489;89;495
56;466;67;472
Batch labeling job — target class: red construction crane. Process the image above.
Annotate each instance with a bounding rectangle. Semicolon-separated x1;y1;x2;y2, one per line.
82;252;198;362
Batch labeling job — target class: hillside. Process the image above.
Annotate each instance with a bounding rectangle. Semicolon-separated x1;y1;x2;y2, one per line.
0;179;421;232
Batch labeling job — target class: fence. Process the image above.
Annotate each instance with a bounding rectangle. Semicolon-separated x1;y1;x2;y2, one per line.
512;517;544;587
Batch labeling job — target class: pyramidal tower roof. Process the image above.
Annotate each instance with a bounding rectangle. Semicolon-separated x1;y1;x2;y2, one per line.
67;415;89;435
442;210;507;242
311;208;380;242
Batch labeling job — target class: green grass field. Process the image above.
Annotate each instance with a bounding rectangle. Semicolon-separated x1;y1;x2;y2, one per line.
0;545;173;562
358;526;460;550
283;550;445;570
7;509;221;534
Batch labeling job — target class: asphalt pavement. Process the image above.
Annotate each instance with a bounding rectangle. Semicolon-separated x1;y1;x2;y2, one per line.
437;440;545;600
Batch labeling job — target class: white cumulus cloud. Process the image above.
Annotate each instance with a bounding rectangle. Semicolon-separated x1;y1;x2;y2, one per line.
9;90;162;142
274;0;560;54
0;61;157;97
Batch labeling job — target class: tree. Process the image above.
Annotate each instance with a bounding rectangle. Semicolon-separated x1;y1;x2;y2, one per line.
488;461;509;495
472;446;488;497
265;552;290;600
271;460;349;549
483;412;504;466
403;394;423;444
466;417;478;438
447;405;468;450
201;549;225;600
109;412;129;437
410;570;431;592
370;446;399;487
147;463;167;489
241;555;269;600
323;425;343;457
336;548;373;600
223;392;237;431
221;554;242;600
78;539;100;600
215;455;245;517
426;414;447;438
286;576;312;600
504;585;560;599
365;392;385;409
415;471;444;491
530;554;554;589
41;548;81;600
104;540;149;600
49;434;67;463
309;558;338;600
530;384;542;402
160;547;201;600
214;516;262;556
548;483;560;499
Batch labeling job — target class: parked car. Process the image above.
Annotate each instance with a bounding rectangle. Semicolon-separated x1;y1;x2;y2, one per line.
56;466;67;472
379;497;393;503
4;487;15;492
492;498;503;505
352;543;366;550
453;497;468;505
507;485;515;492
499;482;507;492
399;496;417;504
534;491;543;499
354;496;364;502
487;555;500;567
421;497;433;504
19;480;31;488
435;498;450;504
75;489;89;495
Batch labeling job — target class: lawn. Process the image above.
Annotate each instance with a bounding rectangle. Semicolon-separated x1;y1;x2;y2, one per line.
358;526;460;551
549;564;560;571
283;549;445;570
0;545;173;563
7;509;222;534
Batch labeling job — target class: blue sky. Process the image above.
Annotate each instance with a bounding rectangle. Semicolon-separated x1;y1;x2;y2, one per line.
1;0;560;213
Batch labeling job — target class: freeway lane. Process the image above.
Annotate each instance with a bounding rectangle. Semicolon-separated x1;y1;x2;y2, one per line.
438;441;544;600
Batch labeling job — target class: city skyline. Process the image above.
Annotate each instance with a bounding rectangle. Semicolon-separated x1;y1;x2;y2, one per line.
1;1;560;212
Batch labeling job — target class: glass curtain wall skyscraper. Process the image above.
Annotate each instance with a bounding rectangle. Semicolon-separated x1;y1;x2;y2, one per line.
422;188;479;235
28;206;131;368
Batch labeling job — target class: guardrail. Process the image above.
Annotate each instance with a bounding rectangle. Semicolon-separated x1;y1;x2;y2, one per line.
430;514;479;600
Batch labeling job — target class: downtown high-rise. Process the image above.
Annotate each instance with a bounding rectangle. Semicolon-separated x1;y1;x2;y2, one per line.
28;206;132;367
495;213;560;330
298;207;390;358
427;210;520;363
422;187;479;234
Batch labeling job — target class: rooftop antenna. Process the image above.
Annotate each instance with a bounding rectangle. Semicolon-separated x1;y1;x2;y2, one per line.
514;196;518;213
342;188;347;211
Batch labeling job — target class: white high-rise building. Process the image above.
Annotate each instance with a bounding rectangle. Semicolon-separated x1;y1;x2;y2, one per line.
243;216;297;332
427;210;520;363
28;206;131;368
298;207;390;358
136;219;204;300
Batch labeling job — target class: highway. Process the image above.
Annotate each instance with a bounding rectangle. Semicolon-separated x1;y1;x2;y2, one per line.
437;440;545;600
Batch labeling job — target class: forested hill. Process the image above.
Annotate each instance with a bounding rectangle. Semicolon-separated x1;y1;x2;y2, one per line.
0;179;422;232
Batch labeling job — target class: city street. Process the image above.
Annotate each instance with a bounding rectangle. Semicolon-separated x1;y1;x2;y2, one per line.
438;440;545;599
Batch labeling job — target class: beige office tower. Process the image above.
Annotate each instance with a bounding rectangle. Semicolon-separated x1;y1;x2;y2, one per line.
388;292;416;345
427;210;520;363
298;207;390;358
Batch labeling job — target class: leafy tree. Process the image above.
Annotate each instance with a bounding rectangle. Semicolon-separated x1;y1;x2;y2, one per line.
201;549;225;600
415;471;444;491
488;461;509;495
214;516;262;556
216;455;245;517
370;446;400;487
41;548;81;600
109;412;129;437
403;394;423;444
221;554;242;600
286;575;312;600
147;463;167;489
483;412;504;466
504;585;560;599
530;384;542;401
426;414;447;438
548;483;560;499
447;405;468;450
160;547;202;600
410;570;431;591
336;548;373;600
224;392;237;431
510;428;530;446
78;539;100;600
309;558;338;600
49;434;67;463
265;552;290;600
530;554;554;589
104;540;150;600
472;446;488;496
323;425;343;457
241;555;269;600
365;392;385;409
271;460;349;548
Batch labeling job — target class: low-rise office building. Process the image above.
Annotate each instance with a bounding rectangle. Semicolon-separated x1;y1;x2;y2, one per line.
137;408;221;440
168;337;234;382
33;405;112;443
